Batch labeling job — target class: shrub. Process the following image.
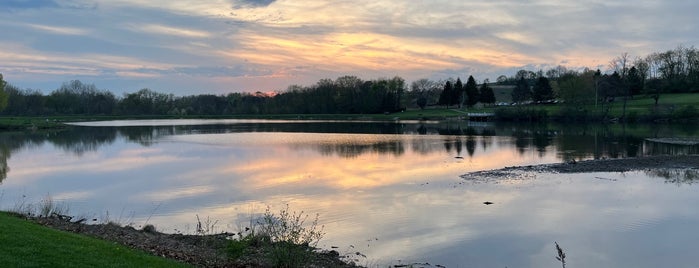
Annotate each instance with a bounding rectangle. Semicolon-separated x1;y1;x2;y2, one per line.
256;205;324;247
141;224;157;233
227;205;326;267
227;235;253;259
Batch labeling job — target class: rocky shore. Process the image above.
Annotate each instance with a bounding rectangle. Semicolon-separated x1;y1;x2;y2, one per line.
30;216;354;268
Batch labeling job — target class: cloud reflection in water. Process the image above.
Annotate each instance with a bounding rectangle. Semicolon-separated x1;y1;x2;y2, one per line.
1;122;698;267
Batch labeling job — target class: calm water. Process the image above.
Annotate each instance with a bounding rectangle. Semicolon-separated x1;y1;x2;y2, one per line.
1;120;698;267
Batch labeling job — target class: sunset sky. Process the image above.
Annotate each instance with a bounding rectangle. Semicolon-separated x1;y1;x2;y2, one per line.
2;0;698;95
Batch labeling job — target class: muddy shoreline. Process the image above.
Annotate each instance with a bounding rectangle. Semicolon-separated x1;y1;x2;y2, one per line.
462;155;699;180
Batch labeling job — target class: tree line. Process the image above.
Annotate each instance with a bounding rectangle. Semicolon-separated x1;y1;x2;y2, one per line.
0;76;408;116
0;46;697;117
498;46;699;105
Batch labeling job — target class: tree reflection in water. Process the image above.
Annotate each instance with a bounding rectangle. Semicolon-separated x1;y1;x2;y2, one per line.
646;169;699;185
0;121;696;184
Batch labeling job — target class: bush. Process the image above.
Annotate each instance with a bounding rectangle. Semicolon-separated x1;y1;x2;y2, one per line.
227;235;254;259
227;205;326;266
256;205;324;247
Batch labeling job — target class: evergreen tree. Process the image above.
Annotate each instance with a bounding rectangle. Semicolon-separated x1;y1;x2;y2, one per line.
607;71;624;98
532;76;554;102
464;75;479;107
439;81;453;107
626;66;643;95
453;78;464;108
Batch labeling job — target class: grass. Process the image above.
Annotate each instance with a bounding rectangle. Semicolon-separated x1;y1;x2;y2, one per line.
490;93;699;122
0;212;190;268
0;117;67;130
2;192;350;267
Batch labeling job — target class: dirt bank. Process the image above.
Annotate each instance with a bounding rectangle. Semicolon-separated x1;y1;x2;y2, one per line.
30;216;353;268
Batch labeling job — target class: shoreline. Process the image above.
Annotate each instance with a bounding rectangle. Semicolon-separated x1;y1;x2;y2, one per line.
14;213;356;268
462;155;699;180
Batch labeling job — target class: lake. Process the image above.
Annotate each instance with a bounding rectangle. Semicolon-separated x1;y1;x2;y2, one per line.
1;120;698;267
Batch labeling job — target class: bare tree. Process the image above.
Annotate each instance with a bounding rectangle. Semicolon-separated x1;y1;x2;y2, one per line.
609;52;630;78
646;52;662;79
409;78;440;109
633;57;650;83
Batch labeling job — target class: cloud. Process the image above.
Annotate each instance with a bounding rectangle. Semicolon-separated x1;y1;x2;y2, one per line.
4;0;59;10
137;24;212;38
26;23;89;35
122;66;274;78
232;0;277;8
2;0;699;95
3;0;96;11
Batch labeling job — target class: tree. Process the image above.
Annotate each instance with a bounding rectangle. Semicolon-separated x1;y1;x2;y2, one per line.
387;76;405;112
409;78;440;109
464;75;479;107
511;77;531;103
515;69;536;80
626;66;644;95
609;71;624;97
479;79;496;105
0;74;8;112
48;80;101;114
453;78;464;108
532;76;554;102
558;72;595;107
334;76;363;113
633;57;650;89
118;88;172;115
609;52;630;78
439;81;453;108
546;65;568;80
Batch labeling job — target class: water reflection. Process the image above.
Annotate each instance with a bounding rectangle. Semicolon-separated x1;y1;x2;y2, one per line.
51;121;699;161
1;120;698;267
643;139;699;155
646;169;699;185
0;121;696;184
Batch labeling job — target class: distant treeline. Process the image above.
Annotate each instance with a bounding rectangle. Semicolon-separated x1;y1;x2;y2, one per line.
0;76;407;116
0;46;698;116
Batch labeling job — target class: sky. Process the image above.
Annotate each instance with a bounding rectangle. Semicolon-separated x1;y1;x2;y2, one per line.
1;0;698;96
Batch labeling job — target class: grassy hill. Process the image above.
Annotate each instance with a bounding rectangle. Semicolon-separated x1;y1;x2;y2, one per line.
0;212;190;268
491;85;514;104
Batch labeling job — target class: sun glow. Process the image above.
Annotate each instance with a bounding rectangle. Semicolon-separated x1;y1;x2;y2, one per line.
227;30;536;73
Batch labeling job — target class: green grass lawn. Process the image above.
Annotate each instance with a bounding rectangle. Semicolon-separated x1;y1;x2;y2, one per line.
482;93;699;119
0;212;190;268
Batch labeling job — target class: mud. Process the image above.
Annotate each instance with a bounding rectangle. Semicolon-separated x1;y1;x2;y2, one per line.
462;155;699;181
